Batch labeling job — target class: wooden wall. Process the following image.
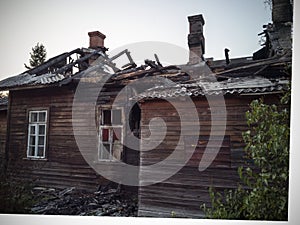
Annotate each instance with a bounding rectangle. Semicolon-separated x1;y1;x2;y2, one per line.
5;85;140;192
138;94;281;218
0;110;7;171
6;87;104;190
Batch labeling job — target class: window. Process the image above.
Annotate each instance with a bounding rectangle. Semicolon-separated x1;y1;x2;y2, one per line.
27;110;47;158
98;108;123;161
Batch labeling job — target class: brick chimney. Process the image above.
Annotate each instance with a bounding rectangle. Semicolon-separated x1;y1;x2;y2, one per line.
269;0;293;56
188;14;205;64
88;31;106;49
253;0;292;59
272;0;293;24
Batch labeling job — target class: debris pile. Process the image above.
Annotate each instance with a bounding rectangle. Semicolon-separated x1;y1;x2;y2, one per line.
30;186;138;216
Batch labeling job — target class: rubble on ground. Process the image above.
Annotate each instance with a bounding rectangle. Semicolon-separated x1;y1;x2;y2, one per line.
30;185;138;216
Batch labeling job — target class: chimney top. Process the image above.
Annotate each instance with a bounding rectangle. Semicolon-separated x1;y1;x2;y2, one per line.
187;14;205;64
188;14;205;25
88;31;106;39
88;31;106;49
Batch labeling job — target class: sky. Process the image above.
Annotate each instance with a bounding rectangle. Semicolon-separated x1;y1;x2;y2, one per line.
0;0;272;80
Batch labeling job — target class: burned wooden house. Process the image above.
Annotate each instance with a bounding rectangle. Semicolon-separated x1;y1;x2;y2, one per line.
0;30;193;191
0;0;292;218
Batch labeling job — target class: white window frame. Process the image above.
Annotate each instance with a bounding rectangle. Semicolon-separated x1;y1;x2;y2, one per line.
27;110;47;159
98;108;123;161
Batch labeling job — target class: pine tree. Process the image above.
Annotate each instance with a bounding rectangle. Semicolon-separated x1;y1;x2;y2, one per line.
24;43;47;69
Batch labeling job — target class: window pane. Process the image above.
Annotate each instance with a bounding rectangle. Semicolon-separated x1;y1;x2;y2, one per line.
112;142;122;160
28;146;35;156
101;128;109;141
30;125;36;135
30;136;36;145
38;112;46;122
102;110;111;125
30;113;38;122
113;127;122;141
39;125;45;135
37;146;44;157
112;109;122;125
101;144;110;160
38;136;45;145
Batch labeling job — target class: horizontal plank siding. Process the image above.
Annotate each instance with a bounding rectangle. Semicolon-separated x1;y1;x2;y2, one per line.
138;94;280;218
0;110;7;169
6;85;140;191
6;87;103;190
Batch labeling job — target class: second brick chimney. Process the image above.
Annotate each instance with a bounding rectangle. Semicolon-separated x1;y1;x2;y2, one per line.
188;14;205;64
88;31;106;49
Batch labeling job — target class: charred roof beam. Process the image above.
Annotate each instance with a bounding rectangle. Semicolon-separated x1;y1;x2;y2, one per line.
54;49;105;75
25;48;83;76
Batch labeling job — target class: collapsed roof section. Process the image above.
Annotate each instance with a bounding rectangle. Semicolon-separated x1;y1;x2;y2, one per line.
133;52;291;99
0;43;291;99
0;47;107;90
0;3;293;96
0;46;191;91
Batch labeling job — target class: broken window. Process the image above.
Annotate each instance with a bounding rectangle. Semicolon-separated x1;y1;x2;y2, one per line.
27;110;47;158
98;108;123;161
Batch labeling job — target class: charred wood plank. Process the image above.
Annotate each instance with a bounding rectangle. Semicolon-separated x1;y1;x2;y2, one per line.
25;48;82;75
54;49;105;75
154;54;163;67
112;65;179;81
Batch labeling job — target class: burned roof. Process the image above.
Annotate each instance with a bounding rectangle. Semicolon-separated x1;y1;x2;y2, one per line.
0;46;186;90
133;53;291;100
0;43;291;99
0;73;66;89
0;8;292;95
0;47;190;91
0;48;107;90
133;76;289;100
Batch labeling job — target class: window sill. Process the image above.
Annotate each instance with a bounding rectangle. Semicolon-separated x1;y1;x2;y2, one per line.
93;160;122;164
23;157;48;161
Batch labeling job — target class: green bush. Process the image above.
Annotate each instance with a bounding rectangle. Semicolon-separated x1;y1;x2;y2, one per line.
0;175;36;214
